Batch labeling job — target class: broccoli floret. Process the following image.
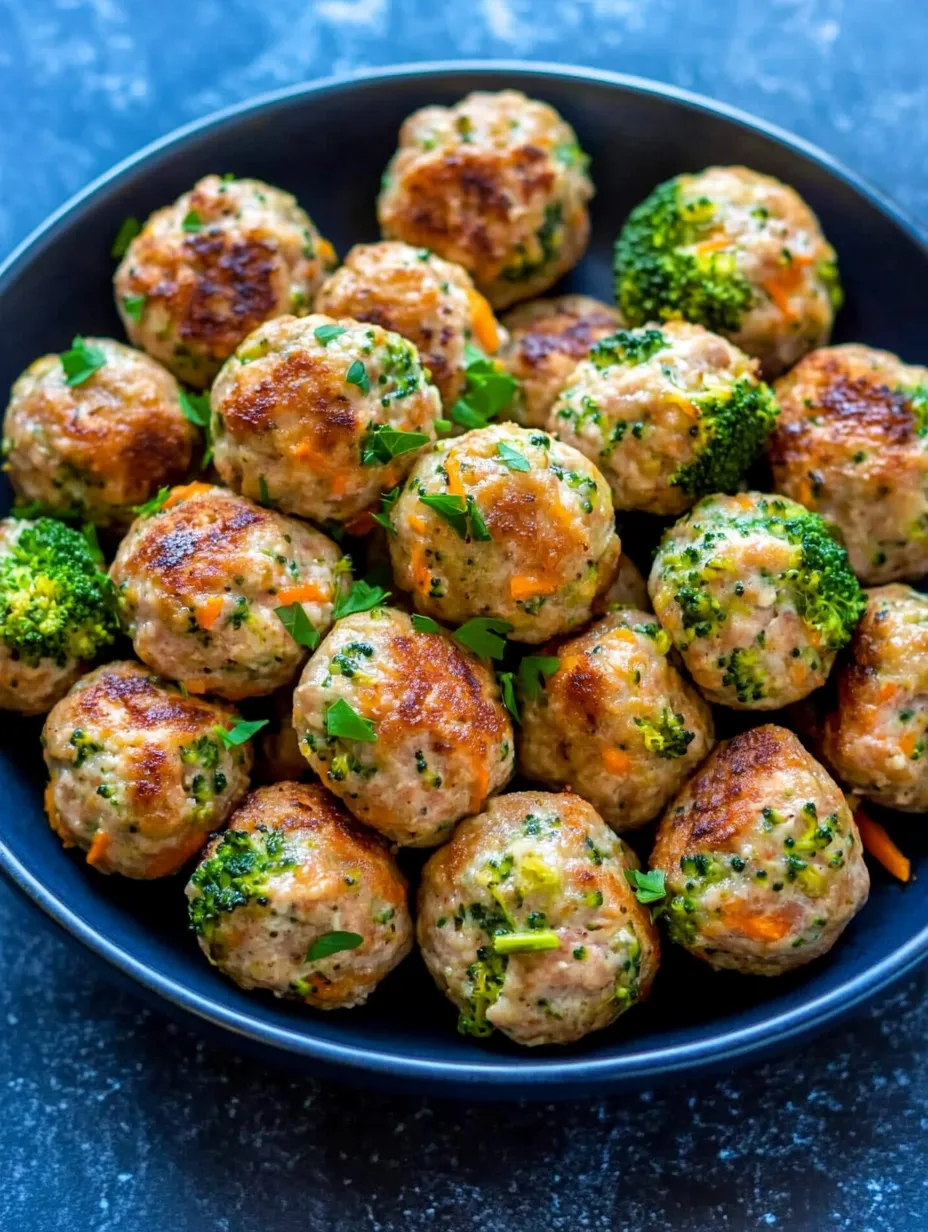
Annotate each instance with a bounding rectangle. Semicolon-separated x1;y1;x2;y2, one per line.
0;518;118;667
777;505;866;651
589;327;667;369
613;178;753;333
672;376;780;498
719;646;767;704
458;947;508;1037
634;708;695;759
187;826;296;938
500;202;565;283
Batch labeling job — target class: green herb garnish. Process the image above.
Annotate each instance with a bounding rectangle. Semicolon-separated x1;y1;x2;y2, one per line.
275;603;320;649
60;337;106;387
305;930;363;962
215;718;269;748
325;697;377;742
453;617;512;660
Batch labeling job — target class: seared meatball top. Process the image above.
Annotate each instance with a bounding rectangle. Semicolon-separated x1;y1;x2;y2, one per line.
378;90;594;309
115;175;336;387
770;344;928;585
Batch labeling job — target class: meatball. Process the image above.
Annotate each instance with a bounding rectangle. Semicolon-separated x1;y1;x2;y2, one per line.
43;661;252;878
388;423;620;643
417;790;660;1046
651;725;869;976
210;314;441;524
770;344;928;584
253;691;310;785
186;782;413;1008
110;483;349;700
0;517;118;714
3;338;197;528
821;585;928;812
292;607;514;846
550;322;779;515
315;241;506;411
614;166;841;378
498;295;622;428
377;91;593;310
518;611;715;831
649;492;865;709
593;552;650;615
114;175;336;388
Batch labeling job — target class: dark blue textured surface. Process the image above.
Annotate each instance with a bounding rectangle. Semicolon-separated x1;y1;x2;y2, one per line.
2;4;928;1229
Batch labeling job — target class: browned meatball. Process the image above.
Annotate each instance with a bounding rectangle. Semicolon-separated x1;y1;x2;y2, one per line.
3;338;197;528
315;241;506;410
593;552;650;615
498;295;622;428
651;725;869;976
43;661;253;878
187;782;413;1008
377;91;593;310
114;175;336;387
821;585;928;812
417;790;660;1045
770;344;928;584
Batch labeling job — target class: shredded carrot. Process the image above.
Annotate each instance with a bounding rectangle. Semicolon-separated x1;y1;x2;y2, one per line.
856;810;911;882
344;510;376;537
316;239;336;267
602;748;630;776
277;581;329;606
164;481;213;509
444;451;466;498
762;255;811;323
410;542;431;592
467;288;500;354
469;759;491;814
291;439;326;465
196;596;224;630
693;233;730;257
789;661;809;688
721;900;792;942
87;830;111;869
876;681;898;704
510;575;558;601
330;473;348;498
408;514;428;536
557;654;583;676
606;628;637;645
900;731;920;759
182;679;209;694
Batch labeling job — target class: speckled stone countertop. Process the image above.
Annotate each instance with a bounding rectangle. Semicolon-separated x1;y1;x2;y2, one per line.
1;3;927;1229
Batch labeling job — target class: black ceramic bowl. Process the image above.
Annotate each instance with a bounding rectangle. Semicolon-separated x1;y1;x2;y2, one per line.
1;62;926;1098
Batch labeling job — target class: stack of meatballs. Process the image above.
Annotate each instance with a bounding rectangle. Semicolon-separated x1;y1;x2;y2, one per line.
3;88;924;1049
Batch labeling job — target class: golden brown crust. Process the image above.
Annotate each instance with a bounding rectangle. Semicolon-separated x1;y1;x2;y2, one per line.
67;660;234;735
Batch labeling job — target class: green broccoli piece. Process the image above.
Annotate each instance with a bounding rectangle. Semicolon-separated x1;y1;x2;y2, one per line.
0;517;118;667
634;708;695;759
672;376;780;498
458;947;508;1037
775;504;867;651
589;327;667;369
187;826;297;938
719;646;767;705
500;202;565;284
613;178;753;333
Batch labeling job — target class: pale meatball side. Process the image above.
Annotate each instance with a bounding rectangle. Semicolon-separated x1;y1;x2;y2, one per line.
43;661;252;879
649;492;865;709
551;321;779;515
210;313;441;524
0;517;118;714
315;241;506;410
388;423;620;643
770;344;928;585
292;607;514;847
417;790;660;1046
518;611;715;831
614;166;841;378
593;552;650;616
498;295;622;428
186;781;413;1008
3;338;197;528
651;725;869;976
822;585;928;812
378;90;594;310
115;175;336;387
110;483;350;700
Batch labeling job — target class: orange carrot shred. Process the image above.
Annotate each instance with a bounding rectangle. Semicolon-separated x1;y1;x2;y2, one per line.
164;481;212;509
87;830;111;869
856;811;911;882
277;581;329;606
196;597;224;630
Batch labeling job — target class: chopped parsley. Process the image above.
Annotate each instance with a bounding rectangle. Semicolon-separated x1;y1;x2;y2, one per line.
275;602;320;649
60;337;106;387
215;718;268;748
332;578;390;620
346;359;370;394
110;215;140;259
453;617;512;660
325;697;377;742
360;424;429;466
305;930;363;962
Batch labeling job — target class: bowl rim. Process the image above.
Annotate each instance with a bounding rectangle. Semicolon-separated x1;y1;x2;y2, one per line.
2;59;926;1089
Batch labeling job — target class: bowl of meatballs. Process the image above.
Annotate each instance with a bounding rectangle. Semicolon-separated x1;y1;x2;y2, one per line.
0;63;926;1096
